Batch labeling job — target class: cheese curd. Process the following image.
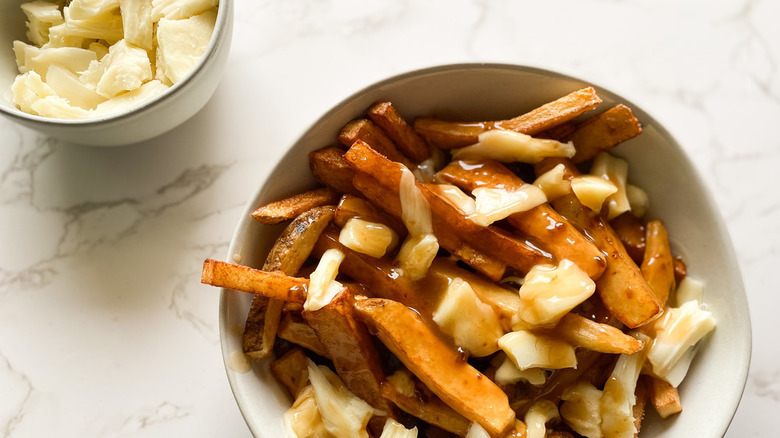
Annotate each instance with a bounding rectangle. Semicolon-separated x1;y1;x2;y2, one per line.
10;0;218;119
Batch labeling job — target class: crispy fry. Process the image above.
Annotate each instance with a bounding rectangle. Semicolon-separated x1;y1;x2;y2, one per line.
345;140;550;276
634;375;649;435
610;212;646;264
569;104;643;164
641;220;675;306
414;87;602;149
368;101;432;163
308;146;361;196
534;158;662;329
673;256;687;284
314;228;519;329
277;312;329;358
251;187;339;225
334;194;407;238
436;159;606;280
270;348;311;398
314;226;424;307
303;288;394;413
646;375;682;419
550;313;644;355
381;380;471;436
353;298;516;437
244;206;335;359
201;259;308;303
340;119;416;169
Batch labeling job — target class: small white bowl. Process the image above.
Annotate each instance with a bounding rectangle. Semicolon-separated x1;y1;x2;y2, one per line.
220;64;751;438
0;0;233;146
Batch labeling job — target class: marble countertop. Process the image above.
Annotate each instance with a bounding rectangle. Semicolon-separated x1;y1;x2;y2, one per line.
1;0;777;436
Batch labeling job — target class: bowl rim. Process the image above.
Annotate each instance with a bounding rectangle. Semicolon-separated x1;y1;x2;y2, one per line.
0;0;233;126
218;62;752;437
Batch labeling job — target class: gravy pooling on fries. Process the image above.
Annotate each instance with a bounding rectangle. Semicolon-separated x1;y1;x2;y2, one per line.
201;88;716;438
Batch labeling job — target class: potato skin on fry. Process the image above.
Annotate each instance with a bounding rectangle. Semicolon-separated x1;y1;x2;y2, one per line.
414;87;602;149
303;289;395;414
353;297;516;438
200;259;308;303
244;206;335;359
251;187;339;225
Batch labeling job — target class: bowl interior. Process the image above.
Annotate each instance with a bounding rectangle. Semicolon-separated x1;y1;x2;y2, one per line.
220;64;750;438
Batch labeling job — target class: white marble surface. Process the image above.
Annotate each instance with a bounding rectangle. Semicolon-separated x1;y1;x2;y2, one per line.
0;0;777;436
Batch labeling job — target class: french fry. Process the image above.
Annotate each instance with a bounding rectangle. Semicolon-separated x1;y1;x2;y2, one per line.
277;312;329;358
380;379;471;436
634;375;649;435
610;212;646;264
314;226;424;308
314;228;519;329
244;206;335;359
352;174;510;282
308;146;361;196
201;259;308;303
339;119;416;169
269;348;310;398
303;288;395;413
534;158;662;329
368;101;432;163
414;87;602;149
251;187;339;225
550;313;644;355
569;104;643;164
353;298;516;437
345;140;550;276
641;219;675;306
334;194;407;238
646;375;682;419
673;256;687;284
436;159;606;280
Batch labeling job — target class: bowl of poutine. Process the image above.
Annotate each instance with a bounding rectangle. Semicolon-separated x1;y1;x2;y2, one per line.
207;64;750;437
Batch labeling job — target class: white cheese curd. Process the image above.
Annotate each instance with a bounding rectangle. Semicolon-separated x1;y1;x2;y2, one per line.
10;0;219;119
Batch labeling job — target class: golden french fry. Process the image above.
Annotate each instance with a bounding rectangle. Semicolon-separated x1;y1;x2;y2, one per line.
277;312;329;358
569;104;643;164
269;348;310;398
610;211;646;264
303;288;395;414
251;187;339;225
352;173;508;281
634;375;649;434
534;158;662;329
353;297;516;438
201;259;308;303
339;118;416;169
368;101;432;163
551;313;644;355
308;146;361;196
380;380;471;437
673;256;687;284
646;375;682;419
641;219;675;306
345;140;550;276
436;159;606;280
244;206;335;359
414;87;602;149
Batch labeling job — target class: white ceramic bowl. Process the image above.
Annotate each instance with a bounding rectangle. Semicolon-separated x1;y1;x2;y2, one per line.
219;64;751;437
0;0;233;146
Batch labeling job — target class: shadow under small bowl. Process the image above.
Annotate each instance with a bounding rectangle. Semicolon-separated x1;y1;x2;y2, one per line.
0;0;233;146
219;63;750;438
